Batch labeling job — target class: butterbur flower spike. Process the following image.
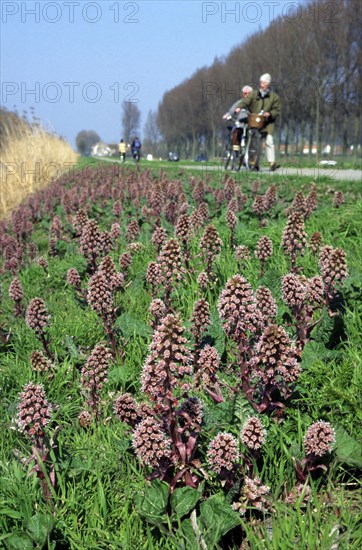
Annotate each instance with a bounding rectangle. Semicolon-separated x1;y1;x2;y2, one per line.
67;267;87;300
252;195;266;224
226;208;238;249
281;211;307;272
235;245;250;269
146;261;163;298
254;236;273;277
99;256;124;292
197;271;209;293
247;324;301;414
157;238;185;307
17;382;52;441
114;392;141;427
197;345;224;402
25;298;52;359
119;252;132;277
232;476;270;516
285;482;312;505
111;222;121;242
79;219;103;273
319;246;348;304
78;410;93;429
333;191;344;208
9;277;24;317
16;382;55;501
81;344;112;418
309;231;323;255
141;313;192;404
175;214;192;268
149;298;166;330
132;416;174;468
255;286;277;324
151;226;168;253
30;350;54;374
87;271;114;321
218;274;262;345
241;416;266;451
191;299;211;339
200;225;222;278
207;432;239;475
126;220;140;242
26;297;50;335
304;421;335;458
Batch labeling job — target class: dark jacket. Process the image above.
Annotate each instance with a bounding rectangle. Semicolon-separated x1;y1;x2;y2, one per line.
236;88;281;135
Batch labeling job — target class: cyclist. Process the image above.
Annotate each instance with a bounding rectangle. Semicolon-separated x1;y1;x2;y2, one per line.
131;137;141;161
118;139;127;162
235;73;281;171
223;85;253;140
222;85;253;169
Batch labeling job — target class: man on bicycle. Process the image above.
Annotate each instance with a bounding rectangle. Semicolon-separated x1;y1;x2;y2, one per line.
131;137;141;161
235;73;281;171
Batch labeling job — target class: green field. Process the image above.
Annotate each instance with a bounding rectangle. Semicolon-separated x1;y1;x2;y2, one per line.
0;160;361;549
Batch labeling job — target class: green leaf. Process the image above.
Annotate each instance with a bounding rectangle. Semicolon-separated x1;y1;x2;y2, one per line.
301;341;337;368
4;532;34;550
170;486;201;517
26;513;53;545
62;334;84;360
232;394;255;429
178;518;198;549
207;310;225;357
135;480;170;524
334;426;362;468
0;509;23;520
199;494;240;545
289;441;304;461
309;311;334;345
115;313;150;339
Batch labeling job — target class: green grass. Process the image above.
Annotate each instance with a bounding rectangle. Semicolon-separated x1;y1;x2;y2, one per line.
0;160;361;548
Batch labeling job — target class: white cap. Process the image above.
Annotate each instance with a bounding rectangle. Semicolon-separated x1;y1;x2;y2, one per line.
260;73;271;84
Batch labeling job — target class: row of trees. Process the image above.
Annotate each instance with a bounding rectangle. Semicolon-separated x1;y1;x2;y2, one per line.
77;0;361;160
155;0;361;159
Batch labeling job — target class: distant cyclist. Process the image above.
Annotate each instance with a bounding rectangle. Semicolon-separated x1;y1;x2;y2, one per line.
118;139;127;162
131;137;141;161
234;73;281;171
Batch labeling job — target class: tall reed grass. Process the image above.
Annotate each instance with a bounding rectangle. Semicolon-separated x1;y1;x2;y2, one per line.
0;108;78;219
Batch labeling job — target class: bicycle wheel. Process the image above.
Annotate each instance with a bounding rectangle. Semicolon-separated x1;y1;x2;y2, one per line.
244;129;261;170
224;143;233;170
236;141;245;171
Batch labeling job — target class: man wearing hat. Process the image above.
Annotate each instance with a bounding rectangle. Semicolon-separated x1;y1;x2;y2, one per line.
235;73;281;171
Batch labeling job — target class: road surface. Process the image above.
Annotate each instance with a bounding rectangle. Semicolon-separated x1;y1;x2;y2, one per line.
96;157;362;182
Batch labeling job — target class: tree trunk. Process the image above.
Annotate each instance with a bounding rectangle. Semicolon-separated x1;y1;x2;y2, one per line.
284;122;289;156
299;119;305;156
353;113;361;166
342;113;349;156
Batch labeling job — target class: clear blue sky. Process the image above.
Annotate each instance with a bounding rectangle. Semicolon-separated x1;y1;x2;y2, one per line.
1;0;303;148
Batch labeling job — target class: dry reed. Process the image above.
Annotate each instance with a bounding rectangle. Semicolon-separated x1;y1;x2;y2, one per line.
0;109;78;218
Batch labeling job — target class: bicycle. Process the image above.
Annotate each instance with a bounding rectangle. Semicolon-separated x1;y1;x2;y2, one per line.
132;148;141;163
223;114;248;171
243;113;266;171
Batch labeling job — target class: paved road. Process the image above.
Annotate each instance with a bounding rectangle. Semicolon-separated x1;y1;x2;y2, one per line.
96;157;362;182
178;164;362;182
